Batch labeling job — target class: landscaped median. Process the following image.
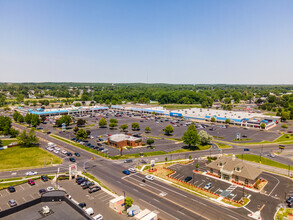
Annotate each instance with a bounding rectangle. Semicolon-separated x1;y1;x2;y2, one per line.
142;160;249;208
275;208;293;220
50;134;211;159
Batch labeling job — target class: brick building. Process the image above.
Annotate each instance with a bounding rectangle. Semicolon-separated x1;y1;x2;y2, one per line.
108;134;142;148
206;155;262;186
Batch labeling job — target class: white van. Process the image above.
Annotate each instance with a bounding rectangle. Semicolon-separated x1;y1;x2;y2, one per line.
85;207;94;215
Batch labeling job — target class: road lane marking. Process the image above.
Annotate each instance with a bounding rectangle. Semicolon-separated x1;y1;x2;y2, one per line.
124;178;208;220
121;173;137;179
177;210;186;216
191;198;207;206
153;198;159;202
139;198;179;220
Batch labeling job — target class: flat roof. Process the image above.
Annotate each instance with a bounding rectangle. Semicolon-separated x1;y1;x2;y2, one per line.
2;201;86;220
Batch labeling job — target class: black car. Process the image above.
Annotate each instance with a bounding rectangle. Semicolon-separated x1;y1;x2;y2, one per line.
98;147;104;151
78;202;86;208
75;177;83;183
8;186;16;193
47;131;51;134
41;175;48;182
99;138;104;141
39;189;46;194
88;186;101;193
97;143;102;146
286;196;293;204
74;152;80;157
77;178;86;185
69;157;76;162
184;176;192;182
67;152;73;156
242;135;248;138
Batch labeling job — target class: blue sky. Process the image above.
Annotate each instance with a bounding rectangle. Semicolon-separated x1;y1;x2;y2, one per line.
0;0;292;84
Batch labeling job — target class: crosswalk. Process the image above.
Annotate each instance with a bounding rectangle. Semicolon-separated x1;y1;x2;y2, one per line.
225;184;237;192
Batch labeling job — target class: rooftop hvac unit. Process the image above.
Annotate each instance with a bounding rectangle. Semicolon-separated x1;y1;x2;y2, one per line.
42;206;50;214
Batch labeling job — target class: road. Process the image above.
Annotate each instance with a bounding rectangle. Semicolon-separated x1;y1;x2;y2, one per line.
6;123;293;219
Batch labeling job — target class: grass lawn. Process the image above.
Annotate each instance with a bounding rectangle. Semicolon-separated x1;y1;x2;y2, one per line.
1;138;17;146
275;208;293;220
235;154;290;170
217;143;232;149
0;146;62;171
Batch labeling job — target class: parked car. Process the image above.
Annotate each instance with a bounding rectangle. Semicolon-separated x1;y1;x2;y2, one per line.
128;168;136;173
88;186;101;193
78;202;86;208
145;175;154;181
8;199;17;207
69;157;76;162
8;186;16;193
184;176;192;182
26;171;38;176
75;177;83;183
28;179;35;185
242;135;248;138
93;214;103;220
269;154;275;158
39;189;46;194
41;175;48;182
204;183;212;190
77;178;87;185
61;150;67;154
244;148;250;151
286;195;293;204
98;138;104;141
66;152;73;156
47;186;54;191
74;152;80;157
122;170;130;175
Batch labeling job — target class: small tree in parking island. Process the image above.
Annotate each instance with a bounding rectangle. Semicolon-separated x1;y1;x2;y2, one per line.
225;118;230;124
110;118;118;124
119;124;128;132
260;122;266;129
124;197;134;208
195;163;199;171
86;130;91;136
99;117;107;128
77;118;86;127
76;129;87;140
211;117;216;122
109;122;117;129
131;122;140;131
40;115;47;123
73;127;79;133
182;124;199;147
146;139;154;147
198;130;213;145
145;126;151;133
164;125;174;135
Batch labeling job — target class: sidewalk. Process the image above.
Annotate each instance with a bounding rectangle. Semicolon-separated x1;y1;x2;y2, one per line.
245;161;292;177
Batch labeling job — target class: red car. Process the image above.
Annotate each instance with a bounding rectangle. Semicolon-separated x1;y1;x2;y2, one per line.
28;179;35;185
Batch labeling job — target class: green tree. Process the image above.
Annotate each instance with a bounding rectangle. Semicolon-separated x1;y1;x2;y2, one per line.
77;118;86;127
74;102;81;107
198;130;213;145
182;124;199;147
99;117;107;128
145;126;151;133
211;117;216;122
17;128;38;147
16;94;24;103
260;122;266;129
17;114;24;123
0;139;2;147
281;111;291;121
131;122;140;131
146;139;154;146
76;129;87;140
119;124;128;132
13;111;21;121
110;118;118;124
124;197;134;208
195;163;199;171
31;114;41;127
225;119;230;124
73;127;79;133
86;130;91;136
40;115;47;123
109;122;117;129
164;125;174;135
24;113;32;126
55;115;71;127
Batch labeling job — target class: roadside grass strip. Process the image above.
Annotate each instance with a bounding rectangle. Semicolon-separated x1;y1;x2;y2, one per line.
274;208;293;220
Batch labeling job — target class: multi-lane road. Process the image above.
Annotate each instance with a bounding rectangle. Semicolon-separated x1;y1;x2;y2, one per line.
5;123;293;220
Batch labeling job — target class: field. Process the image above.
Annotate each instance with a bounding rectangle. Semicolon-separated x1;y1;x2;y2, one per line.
1;139;17;146
0;146;62;171
236;154;290;170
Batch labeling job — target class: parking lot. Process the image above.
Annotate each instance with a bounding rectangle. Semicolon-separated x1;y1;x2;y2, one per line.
59;180;128;220
38;109;281;157
168;161;246;202
0;179;53;212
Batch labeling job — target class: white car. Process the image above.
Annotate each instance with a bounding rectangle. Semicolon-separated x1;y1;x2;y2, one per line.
204;183;212;190
26;171;38;176
145;175;154;181
47;187;54;191
53;150;59;154
93;214;103;220
61;150;67;154
55;147;60;151
128;168;136;173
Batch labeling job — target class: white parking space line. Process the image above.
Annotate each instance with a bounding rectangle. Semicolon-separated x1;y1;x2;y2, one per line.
19;185;24;190
99;194;110;200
